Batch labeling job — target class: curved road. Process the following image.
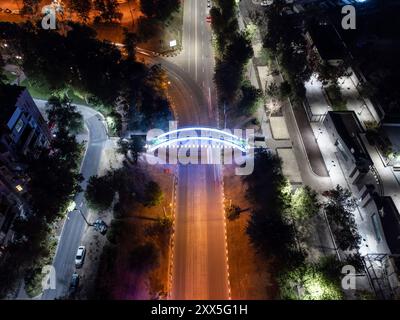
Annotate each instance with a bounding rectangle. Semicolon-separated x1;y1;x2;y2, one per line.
37;0;227;299
33;100;108;300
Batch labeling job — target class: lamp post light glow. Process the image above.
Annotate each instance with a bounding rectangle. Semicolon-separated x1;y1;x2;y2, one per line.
169;40;177;48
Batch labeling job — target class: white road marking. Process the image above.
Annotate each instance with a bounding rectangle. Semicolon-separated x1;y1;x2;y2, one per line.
195;0;198;81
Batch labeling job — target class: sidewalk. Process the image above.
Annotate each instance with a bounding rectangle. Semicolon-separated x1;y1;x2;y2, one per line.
361;135;400;213
311;122;391;256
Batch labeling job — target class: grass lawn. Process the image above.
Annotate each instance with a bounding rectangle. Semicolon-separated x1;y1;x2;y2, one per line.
20;79;87;105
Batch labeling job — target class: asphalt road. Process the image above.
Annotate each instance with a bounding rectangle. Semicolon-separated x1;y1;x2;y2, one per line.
33;0;227;299
34;101;108;299
167;0;229;300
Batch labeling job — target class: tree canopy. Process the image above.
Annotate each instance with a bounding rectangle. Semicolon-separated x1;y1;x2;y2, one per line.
140;0;180;21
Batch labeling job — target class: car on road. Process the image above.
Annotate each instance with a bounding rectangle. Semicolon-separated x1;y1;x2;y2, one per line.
69;272;80;295
260;0;273;6
207;0;211;8
75;246;86;268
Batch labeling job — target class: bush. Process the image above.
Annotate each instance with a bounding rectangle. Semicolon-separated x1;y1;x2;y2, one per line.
326;84;347;111
129;242;160;271
226;204;241;220
106;220;124;244
85;172;115;211
237;83;263;116
291;186;320;221
143;181;163;207
278;258;344;300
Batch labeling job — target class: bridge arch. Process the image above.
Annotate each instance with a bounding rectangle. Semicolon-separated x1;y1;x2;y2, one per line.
146;127;250;153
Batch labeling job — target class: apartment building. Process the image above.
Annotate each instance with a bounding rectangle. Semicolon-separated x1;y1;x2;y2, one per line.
0;84;50;257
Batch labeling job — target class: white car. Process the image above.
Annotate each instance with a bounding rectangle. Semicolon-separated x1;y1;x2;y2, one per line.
261;0;273;6
75;246;86;268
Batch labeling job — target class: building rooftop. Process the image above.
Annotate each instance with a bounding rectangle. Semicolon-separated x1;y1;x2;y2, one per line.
381;196;400;255
0;84;25;124
328;111;372;168
308;23;346;61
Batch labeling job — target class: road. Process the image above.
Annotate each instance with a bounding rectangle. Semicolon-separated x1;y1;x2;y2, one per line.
139;0;229;299
34;101;108;299
22;0;227;299
168;0;229;300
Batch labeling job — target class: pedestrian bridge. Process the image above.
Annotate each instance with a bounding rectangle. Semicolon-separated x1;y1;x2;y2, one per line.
145;127;250;153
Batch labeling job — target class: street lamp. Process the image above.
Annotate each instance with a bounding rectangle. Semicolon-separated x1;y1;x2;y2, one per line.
327;160;336;175
67;201;92;226
315;127;323;141
74;208;93;227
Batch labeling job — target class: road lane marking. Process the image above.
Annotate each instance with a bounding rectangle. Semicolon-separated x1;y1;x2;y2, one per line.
195;0;199;81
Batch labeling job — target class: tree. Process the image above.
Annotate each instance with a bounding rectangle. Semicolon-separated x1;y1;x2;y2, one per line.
69;0;92;22
136;17;159;42
143;181;163;207
266;82;279;99
140;0;180;21
278;260;343;300
323;185;361;251
46;96;84;134
129;242;160;270
0;55;6;84
118;136;145;164
106;219;124;244
323;185;357;213
21;0;41;15
291;186;320;220
237;83;263;115
94;0;122;23
279;81;292;99
28;130;83;221
85;172;116;211
123;29;138;60
244;150;305;269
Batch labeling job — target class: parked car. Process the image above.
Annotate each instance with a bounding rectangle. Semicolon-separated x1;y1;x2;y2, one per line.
4;8;11;14
260;0;273;6
207;0;211;8
11;10;20;15
69;272;80;295
93;219;108;235
75;246;86;268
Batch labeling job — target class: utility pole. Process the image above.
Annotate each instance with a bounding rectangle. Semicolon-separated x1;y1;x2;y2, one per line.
223;101;227;129
75;209;93;226
127;0;135;29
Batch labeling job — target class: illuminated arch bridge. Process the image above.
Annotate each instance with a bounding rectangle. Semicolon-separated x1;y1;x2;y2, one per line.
145;127;251;153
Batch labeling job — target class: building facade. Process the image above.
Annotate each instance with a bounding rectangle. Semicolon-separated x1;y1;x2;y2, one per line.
0;84;50;257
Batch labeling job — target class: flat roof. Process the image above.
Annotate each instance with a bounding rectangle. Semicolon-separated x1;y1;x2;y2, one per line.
381;196;400;255
308;23;346;61
0;84;25;123
327;111;372;167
